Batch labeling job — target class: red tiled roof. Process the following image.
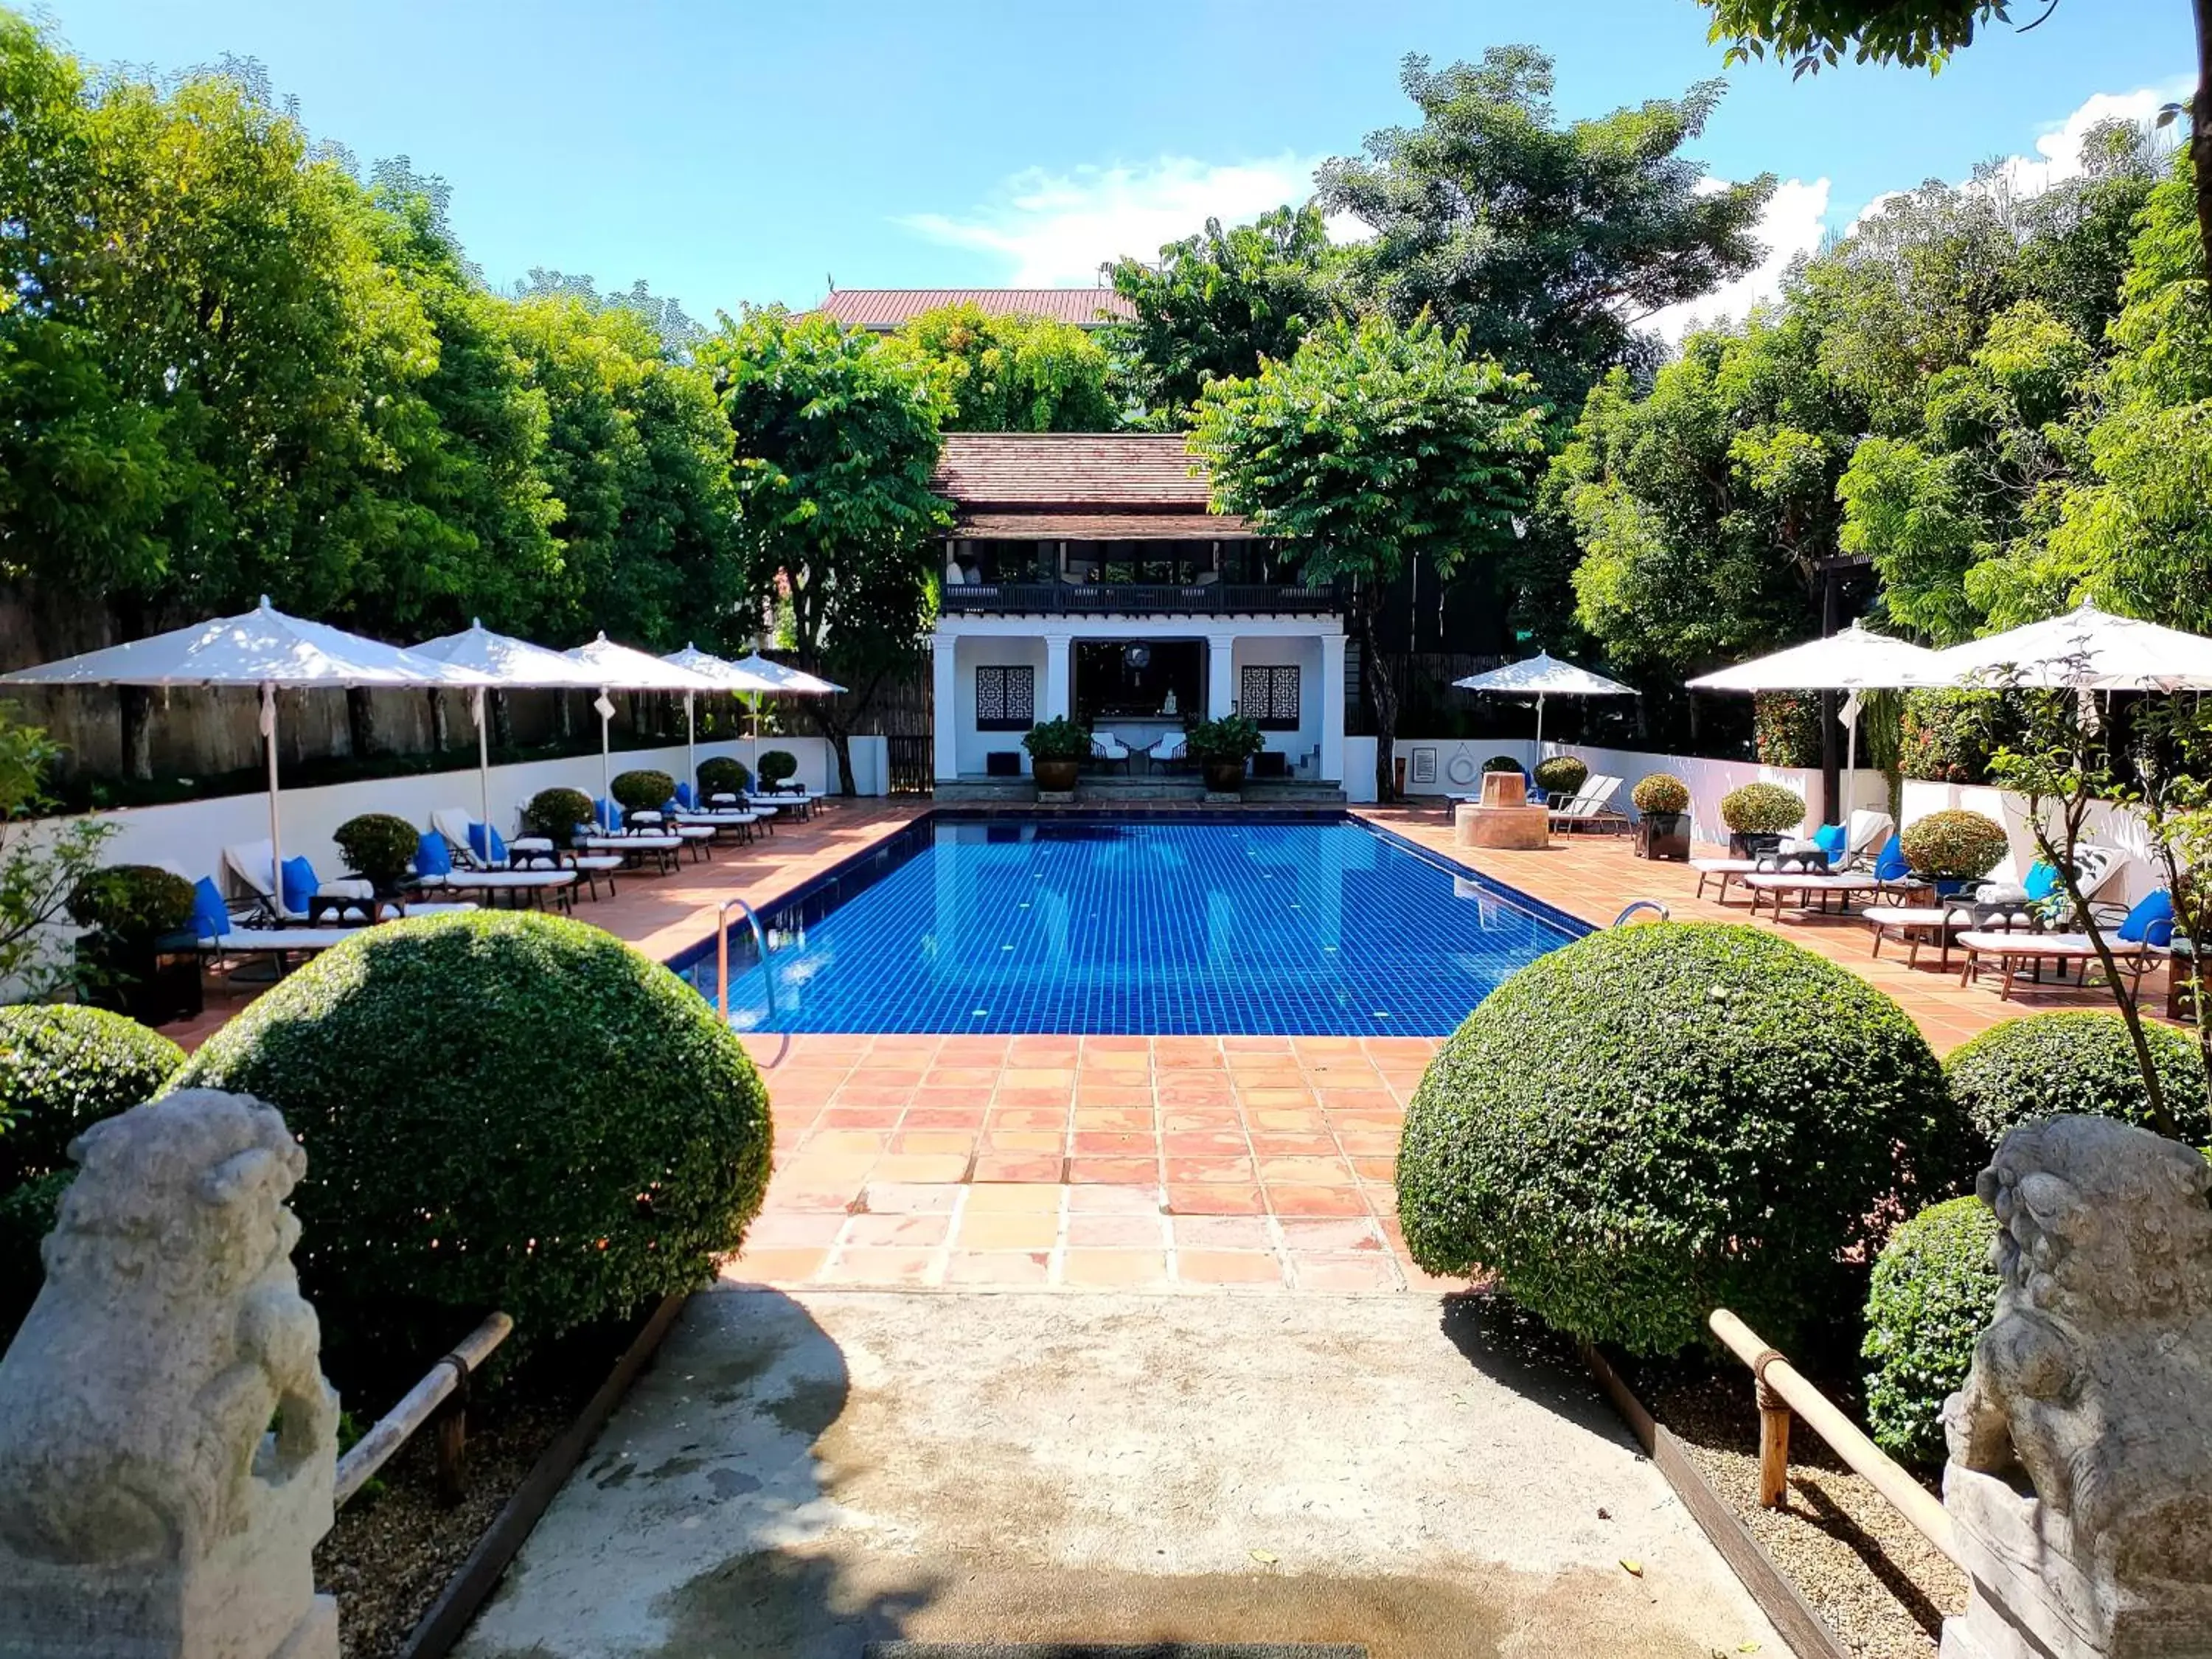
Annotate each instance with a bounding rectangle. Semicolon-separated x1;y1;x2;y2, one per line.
953;512;1253;540
813;288;1133;330
932;434;1216;509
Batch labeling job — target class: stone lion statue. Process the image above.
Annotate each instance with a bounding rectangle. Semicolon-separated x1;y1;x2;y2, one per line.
1941;1114;2212;1655
0;1089;338;1658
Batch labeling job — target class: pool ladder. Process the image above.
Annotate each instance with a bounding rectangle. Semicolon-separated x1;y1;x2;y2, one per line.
1611;900;1670;927
715;897;776;1026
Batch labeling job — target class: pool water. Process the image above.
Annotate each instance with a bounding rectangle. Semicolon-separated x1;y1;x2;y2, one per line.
684;816;1584;1037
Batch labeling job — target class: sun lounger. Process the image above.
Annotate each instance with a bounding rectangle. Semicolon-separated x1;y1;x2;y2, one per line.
1548;776;1627;834
1958;888;2174;998
625;810;714;862
223;838;474;926
1858;848;2121;969
425;810;585;911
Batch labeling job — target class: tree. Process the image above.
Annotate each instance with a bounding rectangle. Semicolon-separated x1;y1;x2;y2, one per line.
888;303;1117;432
1318;47;1775;405
700;309;949;793
1559;308;1860;673
1697;0;2212;291
1102;204;1345;427
1190;314;1547;801
0;710;113;1002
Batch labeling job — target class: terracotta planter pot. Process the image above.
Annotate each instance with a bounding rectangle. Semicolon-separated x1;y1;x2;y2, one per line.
1032;758;1080;792
1203;759;1247;793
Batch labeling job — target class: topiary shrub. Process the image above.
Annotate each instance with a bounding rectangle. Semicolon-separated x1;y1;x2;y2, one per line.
333;813;422;888
1481;754;1525;775
1719;782;1806;837
757;749;799;787
1632;772;1690;815
1753;691;1823;768
1862;1196;2001;1465
1899;689;2015;785
1901;809;2009;883
610;768;677;815
697;756;752;799
522;787;595;845
0;1169;72;1337
1397;922;1969;1354
172;911;772;1363
0;1004;184;1189
1943;1012;2212;1150
66;865;195;942
1532;756;1589;797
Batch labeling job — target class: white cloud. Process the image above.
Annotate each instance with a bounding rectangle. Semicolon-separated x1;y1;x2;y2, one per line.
1980;84;2189;198
1644;176;1831;344
901;154;1326;284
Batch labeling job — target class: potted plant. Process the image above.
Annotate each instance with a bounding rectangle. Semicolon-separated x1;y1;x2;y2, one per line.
1186;714;1266;794
1531;754;1587;807
611;768;677;825
1719;782;1805;860
333;812;422;897
524;786;596;849
1900;808;2009;897
697;756;752;802
1481;755;1525;776
67;864;199;1024
1632;773;1692;860
757;750;799;791
1023;717;1092;792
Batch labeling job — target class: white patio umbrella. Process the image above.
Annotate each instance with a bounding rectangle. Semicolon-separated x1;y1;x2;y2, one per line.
562;634;721;816
722;653;846;784
1687;620;1948;787
0;597;488;891
1927;599;2212;692
411;620;609;832
663;644;785;794
1453;652;1636;757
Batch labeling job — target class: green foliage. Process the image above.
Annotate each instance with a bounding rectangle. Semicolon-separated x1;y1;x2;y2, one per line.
1102;204;1345;427
1020;718;1092;762
1632;773;1691;815
610;769;675;813
0;1005;183;1188
1753;691;1824;767
0;1167;70;1335
332;813;422;887
1396;922;1967;1354
696;757;752;798
890;303;1116;433
173;911;773;1358
521;787;594;843
1318;47;1775;406
1532;756;1589;796
1861;1196;2000;1465
1899;808;2008;881
1191;312;1546;799
1481;754;1524;775
1720;782;1805;835
1943;1012;2212;1149
1898;689;2014;784
0;709;114;998
1186;716;1266;765
755;750;799;787
65;864;192;940
1700;0;2009;74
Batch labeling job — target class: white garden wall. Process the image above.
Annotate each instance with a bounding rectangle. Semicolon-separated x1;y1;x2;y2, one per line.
81;734;858;893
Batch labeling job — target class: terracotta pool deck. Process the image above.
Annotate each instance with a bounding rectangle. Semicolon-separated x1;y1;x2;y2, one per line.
173;797;2138;1295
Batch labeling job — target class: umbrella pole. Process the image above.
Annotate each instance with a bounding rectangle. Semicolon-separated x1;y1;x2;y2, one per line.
1844;711;1858;819
262;682;283;914
1534;695;1545;764
476;688;492;833
600;689;613;827
685;692;696;802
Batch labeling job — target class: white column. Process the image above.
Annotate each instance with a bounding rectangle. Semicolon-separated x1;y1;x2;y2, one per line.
1043;632;1072;723
1320;631;1347;783
932;633;960;780
1206;631;1237;719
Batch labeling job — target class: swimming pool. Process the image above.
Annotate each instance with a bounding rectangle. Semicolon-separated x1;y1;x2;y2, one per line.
676;814;1585;1037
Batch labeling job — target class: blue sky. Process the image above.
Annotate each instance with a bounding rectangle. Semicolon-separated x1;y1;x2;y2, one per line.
38;0;2200;327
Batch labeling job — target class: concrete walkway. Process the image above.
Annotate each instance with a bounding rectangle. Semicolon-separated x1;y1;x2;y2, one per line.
457;1288;1779;1659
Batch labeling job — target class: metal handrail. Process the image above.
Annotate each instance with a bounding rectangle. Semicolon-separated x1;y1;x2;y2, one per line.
1611;900;1670;926
715;897;775;1026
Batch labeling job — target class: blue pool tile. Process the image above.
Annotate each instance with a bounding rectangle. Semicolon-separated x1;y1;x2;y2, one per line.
680;817;1585;1037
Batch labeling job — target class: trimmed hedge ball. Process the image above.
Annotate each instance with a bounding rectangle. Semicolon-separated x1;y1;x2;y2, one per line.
697;756;752;798
66;865;195;940
523;787;594;844
333;813;424;887
1943;1012;2211;1149
1481;755;1525;776
757;750;799;787
1719;782;1805;837
174;911;773;1358
1901;809;2008;882
611;768;677;813
1397;922;1970;1355
1532;756;1590;796
1632;773;1690;815
0;1005;184;1189
1862;1196;2000;1465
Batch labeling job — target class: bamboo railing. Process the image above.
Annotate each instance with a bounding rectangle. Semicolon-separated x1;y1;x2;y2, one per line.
334;1312;512;1509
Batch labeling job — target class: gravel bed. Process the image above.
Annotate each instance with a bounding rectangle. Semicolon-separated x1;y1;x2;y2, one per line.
1646;1372;1964;1659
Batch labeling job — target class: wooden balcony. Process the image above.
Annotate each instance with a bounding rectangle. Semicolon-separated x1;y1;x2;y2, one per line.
939;580;1340;617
